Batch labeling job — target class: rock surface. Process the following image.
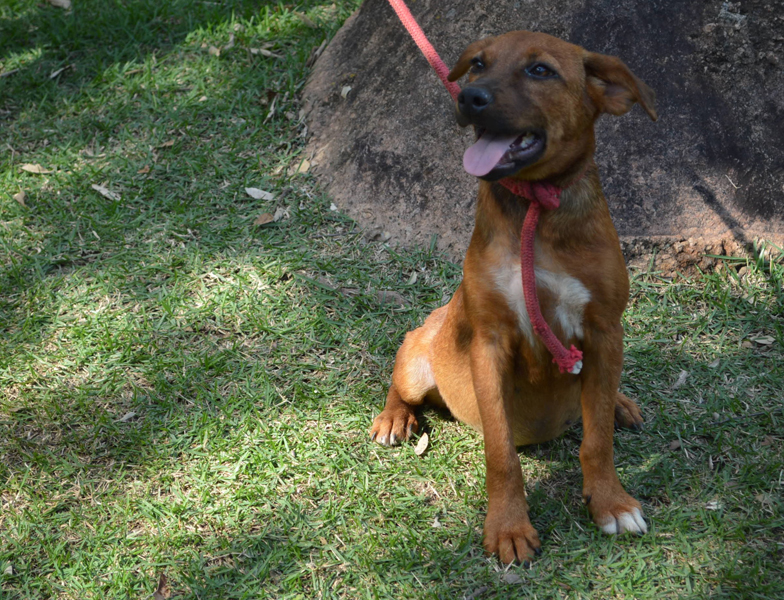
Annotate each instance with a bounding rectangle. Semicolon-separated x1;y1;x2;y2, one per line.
303;0;784;265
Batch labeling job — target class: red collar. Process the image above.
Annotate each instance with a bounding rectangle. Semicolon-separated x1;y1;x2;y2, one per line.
498;163;589;209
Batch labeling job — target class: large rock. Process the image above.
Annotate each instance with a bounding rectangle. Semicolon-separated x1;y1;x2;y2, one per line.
303;0;784;262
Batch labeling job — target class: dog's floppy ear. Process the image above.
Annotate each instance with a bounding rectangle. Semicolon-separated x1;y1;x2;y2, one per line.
583;52;657;121
448;37;494;82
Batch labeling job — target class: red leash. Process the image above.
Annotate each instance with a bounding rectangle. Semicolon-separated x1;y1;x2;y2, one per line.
503;179;584;375
386;0;583;375
386;0;461;101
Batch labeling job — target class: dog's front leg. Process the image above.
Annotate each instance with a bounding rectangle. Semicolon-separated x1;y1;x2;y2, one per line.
579;322;647;535
471;335;541;564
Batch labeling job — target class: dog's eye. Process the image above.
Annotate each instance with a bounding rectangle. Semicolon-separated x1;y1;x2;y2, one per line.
526;63;558;79
470;57;485;73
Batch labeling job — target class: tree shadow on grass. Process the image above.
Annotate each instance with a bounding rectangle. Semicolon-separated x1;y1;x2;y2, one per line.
0;0;349;371
0;0;279;109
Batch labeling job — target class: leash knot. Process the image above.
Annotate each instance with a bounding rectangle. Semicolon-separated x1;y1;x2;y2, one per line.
499;178;561;211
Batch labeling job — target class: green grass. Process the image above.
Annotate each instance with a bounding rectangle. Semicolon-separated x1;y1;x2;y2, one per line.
1;1;783;598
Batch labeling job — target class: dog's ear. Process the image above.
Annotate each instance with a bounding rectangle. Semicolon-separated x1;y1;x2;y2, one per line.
583;52;657;121
448;38;494;82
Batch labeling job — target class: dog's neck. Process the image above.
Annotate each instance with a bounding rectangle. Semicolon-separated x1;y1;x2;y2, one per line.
471;158;607;256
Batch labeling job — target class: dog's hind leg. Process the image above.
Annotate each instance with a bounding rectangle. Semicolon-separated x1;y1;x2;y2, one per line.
370;308;445;446
614;392;644;431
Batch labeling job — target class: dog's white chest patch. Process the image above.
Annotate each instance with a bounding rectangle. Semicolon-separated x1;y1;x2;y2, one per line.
493;262;591;344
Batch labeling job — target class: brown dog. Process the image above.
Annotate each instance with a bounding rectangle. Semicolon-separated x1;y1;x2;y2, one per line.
370;31;657;564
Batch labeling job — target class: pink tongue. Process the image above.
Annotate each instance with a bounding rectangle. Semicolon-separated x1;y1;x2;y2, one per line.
463;131;520;177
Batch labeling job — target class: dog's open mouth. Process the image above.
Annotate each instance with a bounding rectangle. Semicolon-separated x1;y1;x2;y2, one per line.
463;129;546;180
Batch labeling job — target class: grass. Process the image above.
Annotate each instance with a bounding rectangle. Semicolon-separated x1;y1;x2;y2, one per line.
1;1;783;598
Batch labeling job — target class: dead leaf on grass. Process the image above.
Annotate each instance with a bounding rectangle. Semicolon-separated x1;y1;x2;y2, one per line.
296;12;318;28
297;159;310;174
91;184;121;201
264;96;278;124
20;163;52;174
502;572;523;584
669;439;682;450
753;336;775;345
208;45;221;57
377;290;408;306
708;358;721;368
756;492;774;507
224;33;235;51
153;573;170;600
414;431;429;456
315;276;335;290
705;500;721;511
671;370;689;390
13;191;26;207
158;139;176;149
245;187;274;201
3;564;13;576
272;207;289;222
48;0;71;8
431;514;441;528
465;587;489;600
339;287;359;297
137;165;151;175
117;412;137;423
250;48;283;58
254;212;274;226
49;64;73;79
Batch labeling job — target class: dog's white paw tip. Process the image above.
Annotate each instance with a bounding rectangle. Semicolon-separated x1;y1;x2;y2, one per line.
599;518;618;535
631;507;648;533
617;512;640;534
599;508;647;535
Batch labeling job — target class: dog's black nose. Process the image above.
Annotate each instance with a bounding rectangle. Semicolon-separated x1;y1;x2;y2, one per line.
458;86;493;117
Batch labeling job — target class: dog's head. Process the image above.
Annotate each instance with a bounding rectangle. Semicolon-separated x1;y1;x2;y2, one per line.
448;31;657;182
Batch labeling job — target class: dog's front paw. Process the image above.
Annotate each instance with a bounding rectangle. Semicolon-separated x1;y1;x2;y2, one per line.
369;407;418;446
584;488;647;535
483;508;541;565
